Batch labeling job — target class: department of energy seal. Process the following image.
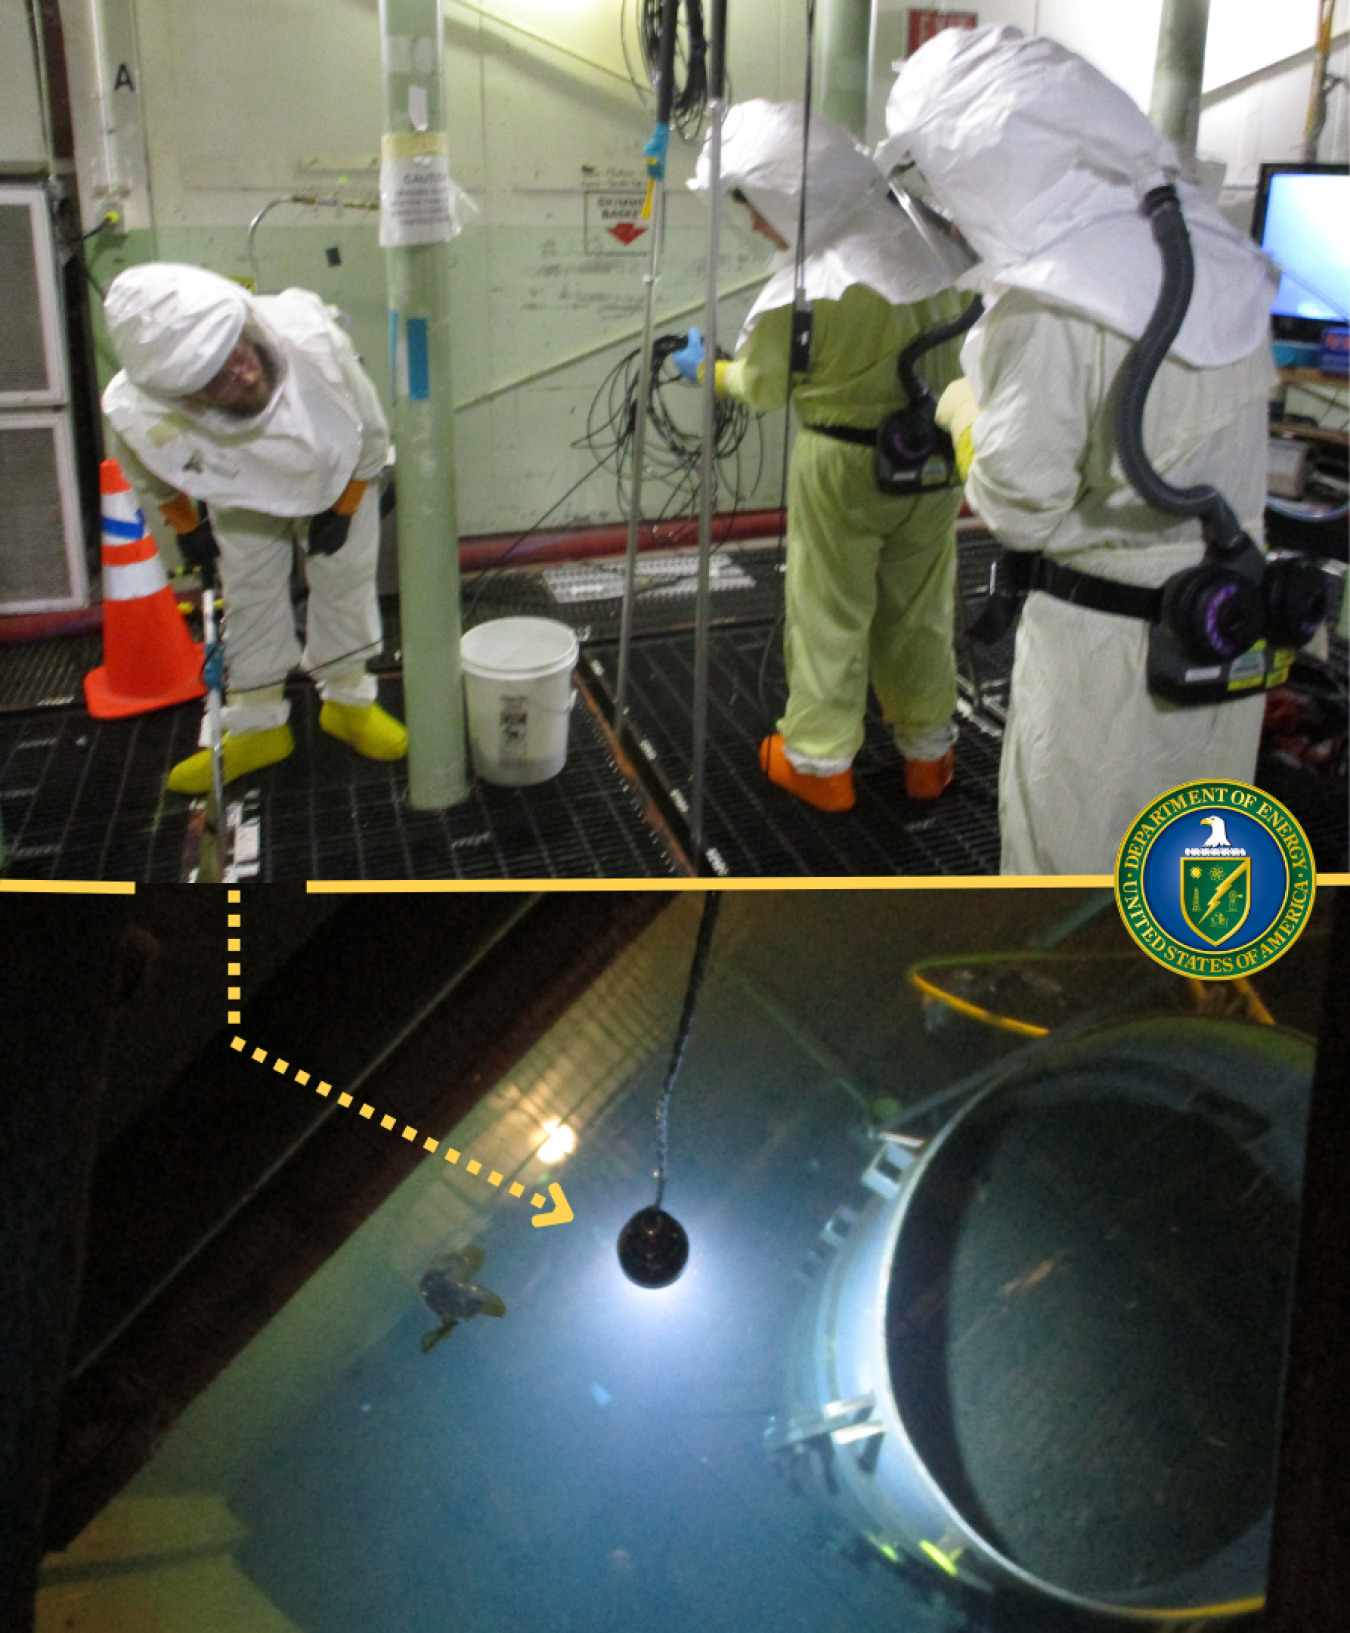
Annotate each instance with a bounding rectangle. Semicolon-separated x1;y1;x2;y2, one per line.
1114;780;1315;979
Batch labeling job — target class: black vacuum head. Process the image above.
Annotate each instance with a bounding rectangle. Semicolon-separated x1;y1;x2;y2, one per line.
617;1206;689;1288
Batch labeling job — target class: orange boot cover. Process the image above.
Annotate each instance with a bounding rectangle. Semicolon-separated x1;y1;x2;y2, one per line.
759;734;855;813
904;746;954;801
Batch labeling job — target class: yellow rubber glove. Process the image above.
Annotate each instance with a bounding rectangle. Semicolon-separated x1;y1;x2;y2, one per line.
696;359;731;395
935;377;980;482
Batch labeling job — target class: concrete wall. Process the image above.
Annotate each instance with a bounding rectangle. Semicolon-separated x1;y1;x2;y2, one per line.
9;0;1346;536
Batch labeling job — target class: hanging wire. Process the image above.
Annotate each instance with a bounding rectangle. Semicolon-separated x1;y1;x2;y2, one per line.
653;890;722;1210
628;0;710;139
581;332;761;521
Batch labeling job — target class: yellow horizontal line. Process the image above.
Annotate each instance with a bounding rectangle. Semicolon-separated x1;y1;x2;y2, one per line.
0;880;136;893
307;876;1116;893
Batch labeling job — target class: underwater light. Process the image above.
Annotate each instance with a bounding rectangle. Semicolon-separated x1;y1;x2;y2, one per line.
617;892;722;1289
537;1119;576;1164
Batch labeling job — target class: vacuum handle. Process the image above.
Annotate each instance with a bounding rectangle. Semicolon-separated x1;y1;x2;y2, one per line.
654;0;680;126
707;0;727;101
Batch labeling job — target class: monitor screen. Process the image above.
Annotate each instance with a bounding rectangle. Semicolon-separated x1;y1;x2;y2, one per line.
1252;165;1350;333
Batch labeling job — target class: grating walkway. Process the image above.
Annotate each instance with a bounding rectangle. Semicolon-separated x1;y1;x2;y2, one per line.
1;533;1344;880
585;625;1005;877
0;703;198;880
252;679;681;881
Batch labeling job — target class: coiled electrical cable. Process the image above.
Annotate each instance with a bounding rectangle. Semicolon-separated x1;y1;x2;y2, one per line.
628;0;709;139
582;332;762;523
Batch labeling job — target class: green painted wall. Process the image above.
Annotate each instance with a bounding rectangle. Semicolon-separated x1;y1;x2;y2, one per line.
78;0;805;536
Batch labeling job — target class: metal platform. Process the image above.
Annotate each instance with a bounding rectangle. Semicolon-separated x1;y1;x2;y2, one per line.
1;533;1344;880
584;626;1005;876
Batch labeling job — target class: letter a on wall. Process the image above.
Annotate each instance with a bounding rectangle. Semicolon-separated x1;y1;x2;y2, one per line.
114;63;135;91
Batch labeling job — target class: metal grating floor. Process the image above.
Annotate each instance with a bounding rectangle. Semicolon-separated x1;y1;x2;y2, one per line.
459;540;787;644
0;704;198;880
249;678;681;881
586;625;1005;877
1;532;1343;880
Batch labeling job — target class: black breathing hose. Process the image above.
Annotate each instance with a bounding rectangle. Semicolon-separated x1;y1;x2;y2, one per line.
897;294;985;405
1113;186;1247;555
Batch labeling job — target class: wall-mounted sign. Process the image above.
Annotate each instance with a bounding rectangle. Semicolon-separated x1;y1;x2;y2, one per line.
907;10;979;57
584;185;650;256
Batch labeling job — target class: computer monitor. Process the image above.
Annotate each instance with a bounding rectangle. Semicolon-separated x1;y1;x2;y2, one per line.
1251;162;1350;344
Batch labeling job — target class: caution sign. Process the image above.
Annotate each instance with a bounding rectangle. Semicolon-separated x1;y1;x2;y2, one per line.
584;188;649;256
380;131;454;247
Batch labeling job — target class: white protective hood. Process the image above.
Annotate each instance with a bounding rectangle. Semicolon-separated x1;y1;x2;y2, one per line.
690;100;958;347
876;25;1278;368
102;264;363;516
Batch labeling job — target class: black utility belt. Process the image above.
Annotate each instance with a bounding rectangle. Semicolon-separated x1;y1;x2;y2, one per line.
974;548;1306;709
804;423;879;447
995;552;1164;621
804;421;962;497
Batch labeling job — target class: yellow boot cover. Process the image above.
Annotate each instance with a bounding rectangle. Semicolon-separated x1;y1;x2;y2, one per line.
319;700;409;761
166;724;294;795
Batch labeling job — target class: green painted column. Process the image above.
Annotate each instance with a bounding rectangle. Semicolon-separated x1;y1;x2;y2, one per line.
815;0;871;139
379;0;469;808
1149;0;1212;161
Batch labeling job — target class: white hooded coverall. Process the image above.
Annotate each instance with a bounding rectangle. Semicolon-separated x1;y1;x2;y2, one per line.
882;26;1281;874
102;265;390;733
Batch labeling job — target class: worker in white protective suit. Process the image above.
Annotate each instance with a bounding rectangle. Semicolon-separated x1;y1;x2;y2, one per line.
102;264;406;794
879;25;1281;874
679;101;968;812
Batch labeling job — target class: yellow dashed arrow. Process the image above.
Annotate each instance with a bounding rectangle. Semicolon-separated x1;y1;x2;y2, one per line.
223;889;573;1225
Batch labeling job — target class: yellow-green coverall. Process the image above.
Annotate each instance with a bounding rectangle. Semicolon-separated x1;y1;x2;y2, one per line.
719;283;967;772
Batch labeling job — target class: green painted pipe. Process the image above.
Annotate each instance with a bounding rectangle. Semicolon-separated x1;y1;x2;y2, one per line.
1149;0;1212;160
815;0;871;140
380;0;470;809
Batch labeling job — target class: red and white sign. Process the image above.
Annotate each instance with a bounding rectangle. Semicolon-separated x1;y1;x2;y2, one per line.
907;9;978;58
584;188;649;255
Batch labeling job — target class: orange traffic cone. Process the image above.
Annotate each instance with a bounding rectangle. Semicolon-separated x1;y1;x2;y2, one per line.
84;459;206;719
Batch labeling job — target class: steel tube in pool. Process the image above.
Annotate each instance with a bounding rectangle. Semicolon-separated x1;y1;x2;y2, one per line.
772;1019;1309;1622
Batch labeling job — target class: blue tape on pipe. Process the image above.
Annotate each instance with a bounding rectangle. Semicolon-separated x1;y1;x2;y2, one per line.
407;317;430;401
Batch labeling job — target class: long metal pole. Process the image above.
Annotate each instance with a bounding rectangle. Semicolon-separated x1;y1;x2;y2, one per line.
200;568;228;883
614;0;680;737
380;0;470;809
690;0;728;863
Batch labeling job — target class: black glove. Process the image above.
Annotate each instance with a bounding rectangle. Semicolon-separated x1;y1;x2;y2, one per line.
306;507;353;556
175;513;219;573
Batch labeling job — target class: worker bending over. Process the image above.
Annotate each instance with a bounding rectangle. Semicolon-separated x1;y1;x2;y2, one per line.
102;264;407;794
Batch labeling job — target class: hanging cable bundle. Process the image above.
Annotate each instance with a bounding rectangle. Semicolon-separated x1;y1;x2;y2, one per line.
628;0;710;139
582;333;762;520
617;891;722;1288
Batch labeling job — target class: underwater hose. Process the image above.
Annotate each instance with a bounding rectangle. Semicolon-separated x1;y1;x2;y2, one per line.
618;890;722;1288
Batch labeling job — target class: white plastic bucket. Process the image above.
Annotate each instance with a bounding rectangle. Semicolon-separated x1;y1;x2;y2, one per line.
460;616;579;786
